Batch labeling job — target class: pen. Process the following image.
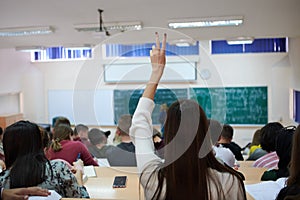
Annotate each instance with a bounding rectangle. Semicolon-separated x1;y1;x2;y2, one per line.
76;153;81;161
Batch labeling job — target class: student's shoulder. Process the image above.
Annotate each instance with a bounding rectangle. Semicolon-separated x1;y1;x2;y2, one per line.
48;159;72;170
229;142;242;150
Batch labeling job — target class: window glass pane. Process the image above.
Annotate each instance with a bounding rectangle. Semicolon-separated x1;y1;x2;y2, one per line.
212;38;287;54
105;42;199;57
32;47;92;61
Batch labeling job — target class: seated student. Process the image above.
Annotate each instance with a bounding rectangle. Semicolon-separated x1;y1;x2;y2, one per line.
115;114;135;152
253;122;283;169
218;124;244;161
152;128;165;158
52;116;71;127
130;33;246;200
261;126;295;181
51;116;71;141
247;129;267;161
73;124;91;147
0;121;89;198
46;124;98;166
277;125;300;200
106;115;137;166
87;128;113;158
209;120;237;168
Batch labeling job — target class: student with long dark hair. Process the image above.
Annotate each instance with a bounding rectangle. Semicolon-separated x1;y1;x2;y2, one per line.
130;33;246;200
0;120;89;198
276;125;300;200
252;122;283;168
261;126;295;181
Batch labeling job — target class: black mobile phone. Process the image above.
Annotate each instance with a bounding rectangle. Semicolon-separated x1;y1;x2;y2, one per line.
112;176;127;188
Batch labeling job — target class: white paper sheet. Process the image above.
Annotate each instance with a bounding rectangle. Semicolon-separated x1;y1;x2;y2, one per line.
97;158;111;167
83;165;97;177
28;190;61;200
245;177;288;200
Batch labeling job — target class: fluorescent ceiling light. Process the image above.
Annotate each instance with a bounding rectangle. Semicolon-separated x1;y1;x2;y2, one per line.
64;44;94;50
74;21;142;32
168;39;197;47
0;26;54;37
15;46;45;52
226;37;254;45
168;16;243;29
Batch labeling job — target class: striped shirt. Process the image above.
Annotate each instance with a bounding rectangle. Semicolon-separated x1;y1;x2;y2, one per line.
252;151;279;169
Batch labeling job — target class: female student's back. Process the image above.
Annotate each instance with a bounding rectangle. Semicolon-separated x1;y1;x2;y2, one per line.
130;32;246;200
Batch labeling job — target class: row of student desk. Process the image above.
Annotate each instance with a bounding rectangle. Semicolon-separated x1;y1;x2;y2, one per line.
239;161;267;200
62;167;143;200
62;162;265;200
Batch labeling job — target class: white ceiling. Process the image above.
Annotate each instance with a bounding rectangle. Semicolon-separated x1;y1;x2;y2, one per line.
0;0;299;49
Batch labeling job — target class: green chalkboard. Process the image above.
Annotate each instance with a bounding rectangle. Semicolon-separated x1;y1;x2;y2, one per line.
189;87;268;125
113;86;268;125
113;88;188;124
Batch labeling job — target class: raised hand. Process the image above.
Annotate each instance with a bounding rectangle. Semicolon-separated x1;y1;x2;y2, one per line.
143;32;167;100
149;32;167;84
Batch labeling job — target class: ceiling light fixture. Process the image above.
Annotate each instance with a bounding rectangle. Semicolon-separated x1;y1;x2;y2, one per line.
64;44;94;50
168;16;243;29
0;26;54;37
226;37;254;45
74;21;142;32
168;39;197;47
15;46;45;52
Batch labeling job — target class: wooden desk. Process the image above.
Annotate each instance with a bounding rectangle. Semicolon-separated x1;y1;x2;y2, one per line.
61;166;256;200
238;166;267;183
238;161;255;168
62;167;143;200
238;164;267;200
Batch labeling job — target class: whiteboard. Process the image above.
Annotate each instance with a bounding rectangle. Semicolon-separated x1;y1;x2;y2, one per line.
104;62;197;83
48;90;114;126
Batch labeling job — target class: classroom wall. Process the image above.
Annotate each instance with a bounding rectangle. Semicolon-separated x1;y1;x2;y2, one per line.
0;49;45;121
0;38;299;147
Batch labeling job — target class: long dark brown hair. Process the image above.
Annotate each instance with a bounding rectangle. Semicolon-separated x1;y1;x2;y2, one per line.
3;120;52;188
287;125;300;186
142;99;246;200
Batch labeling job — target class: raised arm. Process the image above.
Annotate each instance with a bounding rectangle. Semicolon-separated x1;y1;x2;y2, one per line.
142;32;167;99
130;32;167;172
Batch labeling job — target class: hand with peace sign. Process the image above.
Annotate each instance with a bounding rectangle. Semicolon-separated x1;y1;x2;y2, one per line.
143;32;167;100
149;32;167;84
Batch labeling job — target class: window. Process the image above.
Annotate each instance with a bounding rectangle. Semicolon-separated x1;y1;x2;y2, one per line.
31;46;92;61
105;42;199;57
211;38;287;54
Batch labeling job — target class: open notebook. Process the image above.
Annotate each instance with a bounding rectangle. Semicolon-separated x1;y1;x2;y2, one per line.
245;177;287;200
